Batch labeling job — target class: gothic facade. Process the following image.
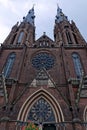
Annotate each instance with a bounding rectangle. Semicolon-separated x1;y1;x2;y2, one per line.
0;6;87;130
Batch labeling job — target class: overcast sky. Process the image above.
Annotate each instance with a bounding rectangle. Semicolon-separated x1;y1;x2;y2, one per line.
0;0;87;43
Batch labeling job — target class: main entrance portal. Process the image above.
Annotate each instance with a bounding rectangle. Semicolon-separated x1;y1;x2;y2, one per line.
17;89;65;130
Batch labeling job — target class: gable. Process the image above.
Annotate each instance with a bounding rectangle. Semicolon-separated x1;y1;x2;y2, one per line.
34;33;55;48
31;69;54;87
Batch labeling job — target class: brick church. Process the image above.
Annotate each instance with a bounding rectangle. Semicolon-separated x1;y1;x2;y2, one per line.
0;6;87;130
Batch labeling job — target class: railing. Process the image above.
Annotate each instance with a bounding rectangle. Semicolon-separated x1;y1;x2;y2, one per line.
16;121;87;130
0;119;87;130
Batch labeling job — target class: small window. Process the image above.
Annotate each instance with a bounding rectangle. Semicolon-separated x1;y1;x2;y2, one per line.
17;31;24;44
64;25;69;28
39;42;43;47
33;44;37;48
54;34;56;41
10;34;16;44
39;41;49;47
73;33;78;44
72;53;83;78
3;52;16;78
66;31;72;44
51;44;54;48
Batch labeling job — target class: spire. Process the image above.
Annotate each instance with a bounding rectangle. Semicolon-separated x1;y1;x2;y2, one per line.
23;6;35;26
55;5;68;23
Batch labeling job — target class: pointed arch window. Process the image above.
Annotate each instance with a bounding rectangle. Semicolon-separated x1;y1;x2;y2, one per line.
39;41;49;48
10;33;16;44
72;53;83;78
3;52;16;78
17;31;24;44
66;31;72;44
73;33;78;44
27;98;55;122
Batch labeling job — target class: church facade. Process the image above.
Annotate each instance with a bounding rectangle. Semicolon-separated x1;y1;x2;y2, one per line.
0;6;87;130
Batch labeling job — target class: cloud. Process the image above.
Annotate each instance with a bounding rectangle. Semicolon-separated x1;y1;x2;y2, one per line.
0;0;9;7
0;0;87;43
0;22;10;43
0;0;19;15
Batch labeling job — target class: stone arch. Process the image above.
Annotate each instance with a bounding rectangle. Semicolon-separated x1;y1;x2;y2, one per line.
17;88;64;123
83;105;87;130
83;105;87;122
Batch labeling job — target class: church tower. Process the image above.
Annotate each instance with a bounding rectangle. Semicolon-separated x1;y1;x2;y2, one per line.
0;6;87;130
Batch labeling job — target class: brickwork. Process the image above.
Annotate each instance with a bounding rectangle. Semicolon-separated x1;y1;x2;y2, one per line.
0;7;87;130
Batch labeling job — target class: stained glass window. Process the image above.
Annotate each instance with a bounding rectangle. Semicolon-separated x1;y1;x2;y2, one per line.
3;52;16;78
32;53;55;70
72;53;83;78
27;98;55;123
17;31;24;44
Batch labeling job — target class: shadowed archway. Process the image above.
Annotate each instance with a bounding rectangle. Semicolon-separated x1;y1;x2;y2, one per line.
17;88;64;130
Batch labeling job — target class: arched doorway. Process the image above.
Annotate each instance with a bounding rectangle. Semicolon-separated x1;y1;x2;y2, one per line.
17;89;64;130
27;97;56;130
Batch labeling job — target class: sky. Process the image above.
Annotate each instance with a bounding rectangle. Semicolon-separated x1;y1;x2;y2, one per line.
0;0;87;43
